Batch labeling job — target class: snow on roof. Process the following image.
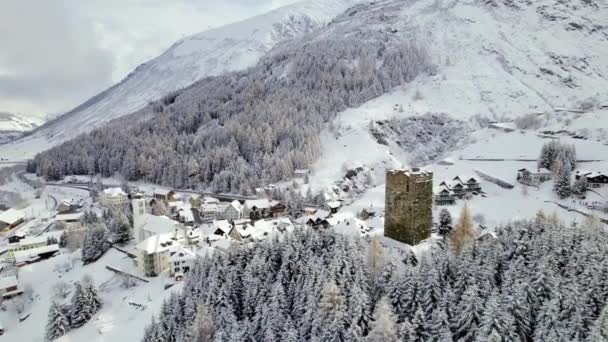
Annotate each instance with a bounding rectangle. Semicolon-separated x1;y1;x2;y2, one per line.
388;168;432;176
326;201;341;209
102;187;127;197
13;244;59;263
169;246;196;262
0;208;25;225
141;214;178;236
233;218;251;226
213;220;232;234
179;209;194;222
247;218;294;241
230;200;243;211
454;174;478;182
0;275;18;289
136;233;178;254
55;212;84;221
9;235;47;248
245;199;270;210
586;172;606;179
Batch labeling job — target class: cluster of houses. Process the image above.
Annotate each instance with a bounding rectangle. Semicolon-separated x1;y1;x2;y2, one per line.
119;189;345;280
434;175;483;205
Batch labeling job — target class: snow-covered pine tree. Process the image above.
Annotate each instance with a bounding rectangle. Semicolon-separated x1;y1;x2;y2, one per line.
590;304;608;342
438;209;453;237
45;301;70;341
81;223;110;264
552;157;572;199
111;210;131;243
572;176;588;197
366;297;399;342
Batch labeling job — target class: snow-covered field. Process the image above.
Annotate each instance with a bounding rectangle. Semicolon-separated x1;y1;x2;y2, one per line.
0;248;180;341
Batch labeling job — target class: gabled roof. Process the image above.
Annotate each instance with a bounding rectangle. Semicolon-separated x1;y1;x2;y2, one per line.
0;208;25;225
141;214;178;236
136;233;177;254
326;201;341;209
213;220;232;234
154;189;172;196
169;246;196;262
245;199;270;210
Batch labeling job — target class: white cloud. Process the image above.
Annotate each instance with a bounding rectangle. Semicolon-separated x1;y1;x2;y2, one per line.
0;0;299;119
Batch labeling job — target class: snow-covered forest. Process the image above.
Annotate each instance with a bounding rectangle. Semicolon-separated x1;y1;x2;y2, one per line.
141;214;608;341
27;1;433;194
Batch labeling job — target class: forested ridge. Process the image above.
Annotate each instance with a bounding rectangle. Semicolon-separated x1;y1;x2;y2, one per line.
28;1;433;194
142;214;608;341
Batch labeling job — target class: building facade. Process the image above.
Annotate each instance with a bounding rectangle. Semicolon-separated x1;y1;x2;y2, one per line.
384;169;433;245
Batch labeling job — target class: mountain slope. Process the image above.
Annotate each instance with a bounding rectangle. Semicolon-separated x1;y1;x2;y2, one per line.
24;0;362;144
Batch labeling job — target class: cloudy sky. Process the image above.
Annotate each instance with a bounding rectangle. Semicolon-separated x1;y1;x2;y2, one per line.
0;0;298;121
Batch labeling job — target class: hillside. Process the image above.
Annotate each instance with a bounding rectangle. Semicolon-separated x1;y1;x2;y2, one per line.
0;112;40;144
15;0;362;147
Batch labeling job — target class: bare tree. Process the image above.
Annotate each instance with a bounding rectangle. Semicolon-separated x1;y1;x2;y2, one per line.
450;205;477;254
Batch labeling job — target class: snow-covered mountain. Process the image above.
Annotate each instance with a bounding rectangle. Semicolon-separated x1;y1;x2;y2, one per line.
0;112;40;144
26;0;362;143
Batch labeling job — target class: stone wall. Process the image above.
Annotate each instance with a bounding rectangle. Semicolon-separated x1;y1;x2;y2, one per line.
384;169;433;245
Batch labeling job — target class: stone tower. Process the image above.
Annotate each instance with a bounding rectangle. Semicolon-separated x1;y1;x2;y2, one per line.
384;168;433;245
132;198;147;243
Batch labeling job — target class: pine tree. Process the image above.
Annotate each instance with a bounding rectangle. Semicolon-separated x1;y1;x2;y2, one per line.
573;177;588;197
82;223;110;264
112;210;131;243
45;301;70;341
311;281;347;341
449;205;477;254
438;209;453;237
366;297;399;342
553;157;572;199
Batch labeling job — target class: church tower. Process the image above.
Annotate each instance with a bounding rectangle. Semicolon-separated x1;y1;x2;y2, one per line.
132;198;147;243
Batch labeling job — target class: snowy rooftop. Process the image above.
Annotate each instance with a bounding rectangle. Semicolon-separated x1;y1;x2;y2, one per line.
179;209;194;222
102;187;127;197
154;189;172;196
245;199;270;209
326;201;341;209
0;275;18;289
213;220;232;234
203;196;220;204
168;246;196;262
141;214;178;236
55;212;84;221
0;208;25;225
9;235;47;248
13;244;59;263
136;233;179;254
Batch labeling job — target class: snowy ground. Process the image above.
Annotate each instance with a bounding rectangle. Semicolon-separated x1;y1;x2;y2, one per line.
0;248;180;341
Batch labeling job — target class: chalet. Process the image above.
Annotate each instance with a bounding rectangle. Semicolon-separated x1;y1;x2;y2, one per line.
154;189;176;202
453;175;482;193
269;201;287;218
434;186;456;205
517;168;552;185
576;171;608;188
212;220;242;241
325;201;342;214
0;275;22;299
302;210;331;229
358;206;377;220
439;180;467;198
99;187;128;207
169;246;196;280
0;209;25;231
201;203;221;220
243;199;271;220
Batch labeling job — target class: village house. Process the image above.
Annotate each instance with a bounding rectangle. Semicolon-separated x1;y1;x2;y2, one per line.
211;220;242;241
235;218;294;242
300;210;331;229
99;187;128;207
153;189;176;203
0;208;25;231
576;171;608;188
439;180;467;199
0;275;22;299
303;207;318;216
517;168;552;185
324;201;342;214
269;201;287;218
57;200;79;214
168;246;196;280
178;208;195;226
243;199;271;220
358;206;377;220
434;185;456;206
